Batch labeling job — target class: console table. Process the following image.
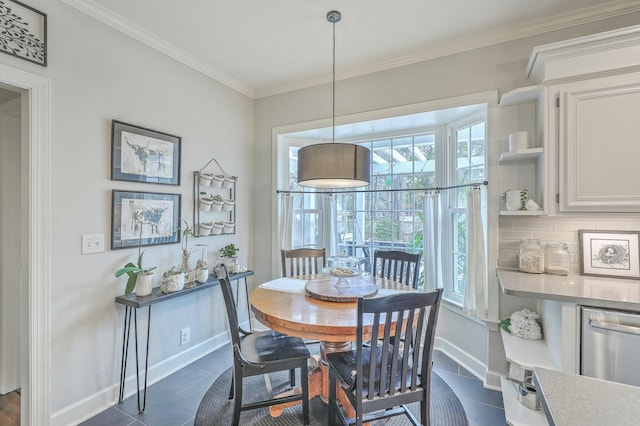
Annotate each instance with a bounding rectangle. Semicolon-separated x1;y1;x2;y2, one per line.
115;270;254;412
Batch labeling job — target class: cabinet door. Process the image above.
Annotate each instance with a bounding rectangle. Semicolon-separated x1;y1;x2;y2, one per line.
559;75;640;212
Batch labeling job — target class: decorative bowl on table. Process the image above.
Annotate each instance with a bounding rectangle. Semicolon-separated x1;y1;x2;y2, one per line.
323;266;361;288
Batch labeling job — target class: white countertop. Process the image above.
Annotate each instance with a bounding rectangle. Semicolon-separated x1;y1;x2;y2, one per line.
498;269;640;311
534;367;640;426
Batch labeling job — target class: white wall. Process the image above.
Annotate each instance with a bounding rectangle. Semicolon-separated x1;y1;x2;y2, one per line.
253;12;640;387
0;1;253;424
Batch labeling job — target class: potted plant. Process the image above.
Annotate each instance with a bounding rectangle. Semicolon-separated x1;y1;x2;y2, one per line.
115;228;157;296
160;266;185;293
211;194;224;212
199;192;213;211
195;247;209;284
179;220;206;285
220;243;240;273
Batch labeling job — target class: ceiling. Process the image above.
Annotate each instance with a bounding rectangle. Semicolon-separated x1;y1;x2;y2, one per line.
64;0;640;98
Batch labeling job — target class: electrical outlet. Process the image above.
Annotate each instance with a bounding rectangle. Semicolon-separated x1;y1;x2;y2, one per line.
180;327;190;346
82;234;105;254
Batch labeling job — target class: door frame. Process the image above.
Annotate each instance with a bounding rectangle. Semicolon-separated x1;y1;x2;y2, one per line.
0;63;51;425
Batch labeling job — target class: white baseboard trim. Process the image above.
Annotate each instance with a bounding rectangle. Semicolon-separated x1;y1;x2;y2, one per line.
434;336;501;392
51;329;233;426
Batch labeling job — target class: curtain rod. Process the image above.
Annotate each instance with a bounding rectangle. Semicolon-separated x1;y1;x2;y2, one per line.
276;180;488;195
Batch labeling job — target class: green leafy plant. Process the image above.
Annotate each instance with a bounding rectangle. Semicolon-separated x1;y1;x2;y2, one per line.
220;243;239;258
179;219;206;269
115;227;156;296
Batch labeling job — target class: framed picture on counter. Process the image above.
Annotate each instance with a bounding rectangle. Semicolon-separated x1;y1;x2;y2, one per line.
579;230;640;279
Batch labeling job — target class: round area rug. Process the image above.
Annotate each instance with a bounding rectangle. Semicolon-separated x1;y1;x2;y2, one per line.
195;368;468;426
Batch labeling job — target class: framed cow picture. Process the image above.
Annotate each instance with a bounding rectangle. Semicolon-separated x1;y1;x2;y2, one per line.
112;190;181;249
111;120;181;185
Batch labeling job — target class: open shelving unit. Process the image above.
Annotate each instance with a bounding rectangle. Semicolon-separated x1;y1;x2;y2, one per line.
501;329;557;426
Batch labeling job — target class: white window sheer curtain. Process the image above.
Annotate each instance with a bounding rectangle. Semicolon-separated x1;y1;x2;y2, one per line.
463;187;488;318
278;193;337;255
319;194;338;257
423;191;443;292
279;194;294;250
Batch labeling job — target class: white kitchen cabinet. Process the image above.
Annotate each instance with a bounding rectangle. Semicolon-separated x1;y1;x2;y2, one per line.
498;86;548;216
526;24;640;214
551;73;640;212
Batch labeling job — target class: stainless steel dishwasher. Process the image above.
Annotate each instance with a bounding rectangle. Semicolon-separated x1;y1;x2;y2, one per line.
581;306;640;387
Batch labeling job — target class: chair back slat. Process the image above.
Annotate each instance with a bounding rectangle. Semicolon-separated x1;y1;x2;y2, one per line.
281;248;326;277
373;250;421;289
218;265;241;349
356;290;442;402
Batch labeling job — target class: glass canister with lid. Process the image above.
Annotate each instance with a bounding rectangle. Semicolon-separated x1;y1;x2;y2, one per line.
519;238;545;274
545;242;570;275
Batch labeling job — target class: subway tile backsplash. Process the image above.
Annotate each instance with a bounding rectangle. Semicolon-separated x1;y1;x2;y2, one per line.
497;216;640;273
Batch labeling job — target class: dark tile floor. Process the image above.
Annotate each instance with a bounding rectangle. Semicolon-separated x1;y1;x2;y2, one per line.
81;345;506;426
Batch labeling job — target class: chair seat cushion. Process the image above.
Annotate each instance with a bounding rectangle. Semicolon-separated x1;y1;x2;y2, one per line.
240;330;310;364
327;347;418;396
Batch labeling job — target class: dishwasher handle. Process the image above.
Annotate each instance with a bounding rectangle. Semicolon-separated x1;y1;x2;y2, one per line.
589;319;640;336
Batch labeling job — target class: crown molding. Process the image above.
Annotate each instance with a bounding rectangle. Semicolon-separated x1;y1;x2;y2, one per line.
255;0;640;98
61;0;255;98
62;0;640;99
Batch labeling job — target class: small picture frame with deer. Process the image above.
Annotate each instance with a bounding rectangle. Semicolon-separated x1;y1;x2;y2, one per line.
112;190;181;249
111;120;181;185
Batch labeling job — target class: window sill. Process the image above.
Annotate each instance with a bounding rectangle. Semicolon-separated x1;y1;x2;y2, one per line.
440;299;498;330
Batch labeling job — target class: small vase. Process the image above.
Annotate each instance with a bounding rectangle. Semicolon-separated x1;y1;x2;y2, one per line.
136;273;154;296
196;267;209;284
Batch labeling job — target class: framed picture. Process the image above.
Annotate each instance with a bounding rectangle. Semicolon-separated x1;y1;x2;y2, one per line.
0;0;47;66
112;190;181;249
111;120;181;185
579;230;640;279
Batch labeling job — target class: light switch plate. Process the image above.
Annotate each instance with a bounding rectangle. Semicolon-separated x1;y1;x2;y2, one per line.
82;234;105;254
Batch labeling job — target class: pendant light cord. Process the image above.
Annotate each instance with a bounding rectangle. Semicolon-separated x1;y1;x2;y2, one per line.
332;15;336;144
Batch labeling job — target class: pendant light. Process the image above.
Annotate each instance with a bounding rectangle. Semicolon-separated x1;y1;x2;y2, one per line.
297;10;371;189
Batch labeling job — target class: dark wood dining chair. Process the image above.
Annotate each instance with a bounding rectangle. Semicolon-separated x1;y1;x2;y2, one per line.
327;289;443;426
281;248;326;277
218;264;310;425
373;250;422;289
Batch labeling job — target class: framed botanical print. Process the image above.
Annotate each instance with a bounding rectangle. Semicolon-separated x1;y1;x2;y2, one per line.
0;0;47;66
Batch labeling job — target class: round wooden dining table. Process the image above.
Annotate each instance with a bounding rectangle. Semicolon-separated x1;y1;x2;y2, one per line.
249;274;416;416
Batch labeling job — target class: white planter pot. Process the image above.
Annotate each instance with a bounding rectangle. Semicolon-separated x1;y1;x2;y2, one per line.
199;223;213;236
222;200;235;211
161;272;185;293
211;223;224;235
223;222;235;234
211;175;225;188
199;173;214;187
222;177;236;189
211;200;224;212
199;198;213;211
136;273;154;296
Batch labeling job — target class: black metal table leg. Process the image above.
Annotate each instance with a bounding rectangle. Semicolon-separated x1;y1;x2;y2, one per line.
118;307;132;403
133;306;152;413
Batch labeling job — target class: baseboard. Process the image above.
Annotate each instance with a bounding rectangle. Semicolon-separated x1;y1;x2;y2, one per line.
434;336;501;392
50;328;234;426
